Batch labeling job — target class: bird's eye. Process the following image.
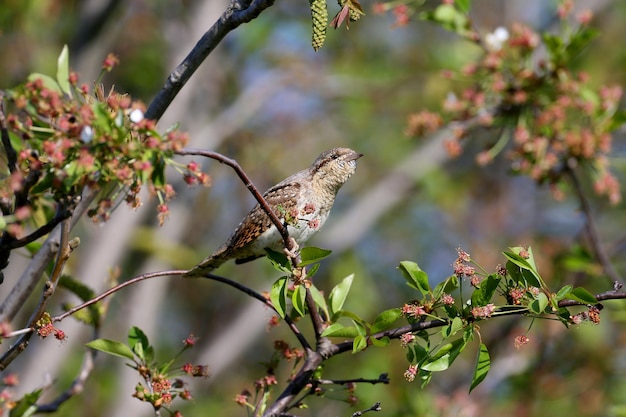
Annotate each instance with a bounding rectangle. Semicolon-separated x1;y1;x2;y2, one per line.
331;154;340;160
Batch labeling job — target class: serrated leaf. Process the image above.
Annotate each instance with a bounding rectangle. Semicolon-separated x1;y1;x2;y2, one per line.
567;287;597;304
86;338;135;360
352;334;367;353
128;327;150;361
530;292;549;314
398;261;430;295
270;277;289;318
441;316;463;338
56;44;71;96
407;343;428;363
321;323;359;338
298;246;332;266
556;285;573;301
27;73;62;93
309;284;329;320
292;285;307;316
421;337;467;372
454;0;471;13
503;249;543;288
370;336;390;347
329;273;354;316
370;308;402;333
265;248;292;273
469;343;490;392
9;389;42;417
471;274;501;306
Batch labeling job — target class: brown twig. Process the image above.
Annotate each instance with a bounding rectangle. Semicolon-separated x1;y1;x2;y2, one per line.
204;273;311;351
52;270;185;323
35;328;99;413
567;167;622;284
176;148;293;252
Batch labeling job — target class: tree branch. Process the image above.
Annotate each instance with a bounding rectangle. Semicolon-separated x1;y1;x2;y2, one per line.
0;188;97;324
145;0;276;122
567;167;622;284
203;273;311;351
176;148;293;252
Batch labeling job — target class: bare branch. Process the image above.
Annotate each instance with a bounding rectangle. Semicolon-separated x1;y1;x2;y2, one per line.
567;167;622;284
145;0;276;122
0;188;97;324
35;330;98;413
52;270;185;323
352;402;382;417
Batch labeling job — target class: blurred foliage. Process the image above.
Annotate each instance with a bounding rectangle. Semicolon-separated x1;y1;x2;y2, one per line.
2;1;626;417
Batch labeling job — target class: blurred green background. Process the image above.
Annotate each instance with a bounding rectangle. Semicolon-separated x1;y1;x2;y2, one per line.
1;1;626;416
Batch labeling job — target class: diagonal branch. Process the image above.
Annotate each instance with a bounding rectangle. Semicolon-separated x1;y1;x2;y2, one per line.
567;167;622;284
145;0;276;122
176;148;293;252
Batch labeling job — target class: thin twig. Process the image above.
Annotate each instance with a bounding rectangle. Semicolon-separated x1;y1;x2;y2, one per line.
35;327;99;413
352;402;382;417
1;202;75;250
203;273;311;351
145;0;276;121
52;270;184;323
176;148;293;251
315;374;390;386
567;167;622;284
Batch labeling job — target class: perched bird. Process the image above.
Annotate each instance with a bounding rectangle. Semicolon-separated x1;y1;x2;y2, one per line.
185;147;362;277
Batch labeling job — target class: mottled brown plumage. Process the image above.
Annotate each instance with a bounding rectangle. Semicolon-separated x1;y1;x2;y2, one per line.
185;148;362;277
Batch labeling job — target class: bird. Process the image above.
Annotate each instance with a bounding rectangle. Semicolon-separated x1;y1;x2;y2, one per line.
185;147;362;277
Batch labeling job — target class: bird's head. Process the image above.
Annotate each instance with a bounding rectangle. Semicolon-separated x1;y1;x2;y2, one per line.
311;147;363;192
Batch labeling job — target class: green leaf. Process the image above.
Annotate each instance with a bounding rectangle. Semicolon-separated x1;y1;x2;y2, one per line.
469;343;490;392
309;284;329;320
56;44;71;96
471;274;501;306
128;327;151;362
9;389;42;417
420;4;469;34
151;156;166;187
352;334;367;353
421;337;467;372
556;285;573;301
567;287;597;304
321;323;359;338
292;285;307;316
270;277;289;318
454;0;471;13
503;247;544;288
370;336;390;347
441;317;463;338
27;73;62;93
298;246;332;266
265;248;292;273
398;261;430;296
370;308;402;333
329;273;354;316
529;292;549;314
407;343;428;363
433;275;459;299
86;338;135;360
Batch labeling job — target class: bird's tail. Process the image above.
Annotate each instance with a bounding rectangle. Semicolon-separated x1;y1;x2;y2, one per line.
184;247;229;277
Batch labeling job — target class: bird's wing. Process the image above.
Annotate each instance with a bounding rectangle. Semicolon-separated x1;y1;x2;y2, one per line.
225;181;302;253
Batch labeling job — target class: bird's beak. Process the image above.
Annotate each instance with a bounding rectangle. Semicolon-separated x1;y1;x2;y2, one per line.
347;151;364;162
